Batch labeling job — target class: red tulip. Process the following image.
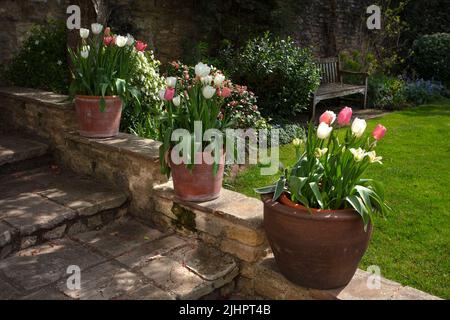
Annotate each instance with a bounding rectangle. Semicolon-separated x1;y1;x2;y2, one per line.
337;106;353;126
135;40;148;52
372;124;387;140
103;36;115;46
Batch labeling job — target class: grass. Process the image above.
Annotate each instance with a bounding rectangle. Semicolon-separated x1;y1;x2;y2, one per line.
225;100;450;298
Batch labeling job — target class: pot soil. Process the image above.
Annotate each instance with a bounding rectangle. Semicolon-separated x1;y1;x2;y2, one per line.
75;95;122;138
262;193;372;289
170;150;225;202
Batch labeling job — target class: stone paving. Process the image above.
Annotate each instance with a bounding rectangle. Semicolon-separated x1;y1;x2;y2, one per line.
0;218;239;300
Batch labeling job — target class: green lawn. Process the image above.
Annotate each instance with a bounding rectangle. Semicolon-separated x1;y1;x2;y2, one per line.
225;100;450;298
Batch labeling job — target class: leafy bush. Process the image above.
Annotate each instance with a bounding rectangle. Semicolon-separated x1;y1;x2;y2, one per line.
270;120;306;146
2;19;69;93
235;32;320;117
121;50;165;140
411;33;450;85
368;74;408;109
404;79;449;105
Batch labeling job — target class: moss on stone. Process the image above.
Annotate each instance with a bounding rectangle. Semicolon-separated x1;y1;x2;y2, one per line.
171;203;196;232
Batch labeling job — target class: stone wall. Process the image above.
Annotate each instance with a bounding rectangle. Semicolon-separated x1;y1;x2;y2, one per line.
0;0;372;67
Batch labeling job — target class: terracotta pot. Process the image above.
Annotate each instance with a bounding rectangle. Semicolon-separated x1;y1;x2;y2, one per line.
75;95;122;138
262;193;372;289
170;151;225;202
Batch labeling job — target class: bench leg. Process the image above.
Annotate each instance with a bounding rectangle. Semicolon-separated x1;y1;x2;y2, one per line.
311;98;317;121
363;91;368;109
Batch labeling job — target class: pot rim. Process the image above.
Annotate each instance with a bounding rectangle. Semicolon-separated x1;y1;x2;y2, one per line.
75;95;120;100
262;193;359;221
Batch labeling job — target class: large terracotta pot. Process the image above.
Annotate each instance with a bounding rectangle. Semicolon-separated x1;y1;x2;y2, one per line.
170;151;225;202
75;95;122;138
262;193;372;289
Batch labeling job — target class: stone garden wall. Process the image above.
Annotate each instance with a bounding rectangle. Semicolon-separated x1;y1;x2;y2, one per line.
0;0;372;66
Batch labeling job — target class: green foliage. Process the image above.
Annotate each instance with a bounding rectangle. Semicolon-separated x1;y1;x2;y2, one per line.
2;19;69;94
121;50;165;140
235;32;320;117
410;33;450;85
270;121;306;146
404;79;448;105
368;74;408;109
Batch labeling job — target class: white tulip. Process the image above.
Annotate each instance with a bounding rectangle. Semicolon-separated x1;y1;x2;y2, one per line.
115;35;127;47
351;118;367;137
80;45;90;59
201;75;212;85
79;28;89;39
202;85;216;99
173;96;181;107
349;148;366;162
314;147;328;158
166;76;177;88
317;122;332;139
126;33;135;46
194;62;211;78
214;73;225;87
158;89;166;101
366;151;382;164
91;23;103;35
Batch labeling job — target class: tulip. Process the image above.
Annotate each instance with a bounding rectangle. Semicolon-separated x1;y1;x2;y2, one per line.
80;49;89;59
372;124;387;141
314;147;328;158
214;73;225;87
115;35;127;47
349;148;366;162
126;34;135;46
219;87;232;98
164;88;175;101
317;122;332;139
195;62;211;78
166;77;177;88
135;40;147;52
173;96;181;107
103;36;115;46
201;75;212;85
104;27;111;36
292;138;303;146
202;85;216;99
80;28;89;39
337;106;352;126
91;23;103;35
351;118;367;137
366;151;383;164
158;89;166;101
319;110;336;125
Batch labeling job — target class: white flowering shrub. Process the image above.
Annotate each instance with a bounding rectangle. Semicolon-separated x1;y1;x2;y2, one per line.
121;50;166;139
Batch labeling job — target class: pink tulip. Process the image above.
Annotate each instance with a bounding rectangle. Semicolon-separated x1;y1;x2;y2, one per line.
135;40;148;52
164;88;175;101
104;27;111;36
337;106;353;126
319;110;336;125
372;124;387;140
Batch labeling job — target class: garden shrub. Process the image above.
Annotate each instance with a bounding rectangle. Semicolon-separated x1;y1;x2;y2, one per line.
1;19;69;94
410;33;450;85
404;79;449;105
270;120;306;146
368;74;408;110
235;32;320;117
120;50;165;140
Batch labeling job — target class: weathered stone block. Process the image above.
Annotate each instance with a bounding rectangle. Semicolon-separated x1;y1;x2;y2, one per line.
43;224;66;240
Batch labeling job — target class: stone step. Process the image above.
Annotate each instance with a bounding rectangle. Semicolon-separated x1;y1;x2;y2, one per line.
0;134;49;166
0;218;239;300
0;165;128;259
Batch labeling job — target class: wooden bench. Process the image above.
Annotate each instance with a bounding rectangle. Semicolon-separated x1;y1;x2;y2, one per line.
312;57;368;118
